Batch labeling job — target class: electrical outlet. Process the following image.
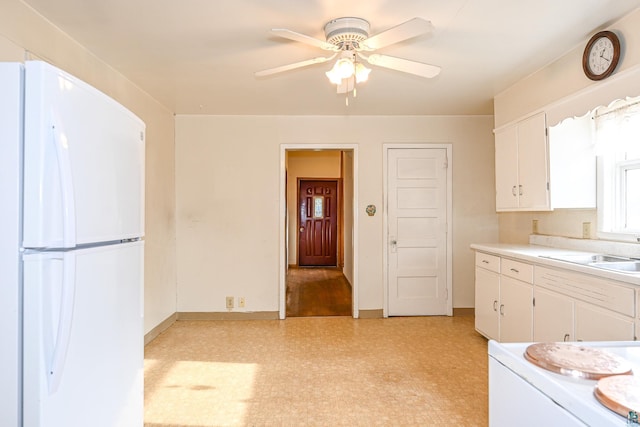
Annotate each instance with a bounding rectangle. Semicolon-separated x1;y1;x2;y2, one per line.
582;222;591;239
226;296;234;309
238;297;245;308
532;219;538;234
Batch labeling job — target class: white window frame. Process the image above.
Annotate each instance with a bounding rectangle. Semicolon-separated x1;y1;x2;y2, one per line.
619;160;640;231
595;97;640;243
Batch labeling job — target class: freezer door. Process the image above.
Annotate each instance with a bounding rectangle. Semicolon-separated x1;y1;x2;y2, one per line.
22;242;143;427
22;61;145;249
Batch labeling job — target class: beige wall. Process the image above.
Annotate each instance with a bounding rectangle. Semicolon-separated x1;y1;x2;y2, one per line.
498;210;598;244
494;8;640;244
175;115;498;313
495;9;640;128
0;0;177;334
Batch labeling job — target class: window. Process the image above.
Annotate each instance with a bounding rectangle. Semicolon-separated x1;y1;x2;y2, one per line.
313;196;324;218
595;95;640;242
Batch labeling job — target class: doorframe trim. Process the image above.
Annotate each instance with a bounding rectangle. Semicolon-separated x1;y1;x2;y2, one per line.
279;144;359;319
382;143;453;317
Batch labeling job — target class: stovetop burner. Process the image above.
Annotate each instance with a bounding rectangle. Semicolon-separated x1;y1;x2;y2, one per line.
524;342;633;380
595;375;640;419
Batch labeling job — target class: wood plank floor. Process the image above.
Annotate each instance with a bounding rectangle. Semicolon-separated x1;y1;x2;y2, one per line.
286;267;352;317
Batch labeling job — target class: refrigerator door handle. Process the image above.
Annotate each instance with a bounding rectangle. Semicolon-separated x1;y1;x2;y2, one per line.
47;251;76;394
51;121;77;247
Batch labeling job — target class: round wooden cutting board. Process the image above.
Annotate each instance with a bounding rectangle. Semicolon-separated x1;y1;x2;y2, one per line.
595;375;640;418
524;343;633;380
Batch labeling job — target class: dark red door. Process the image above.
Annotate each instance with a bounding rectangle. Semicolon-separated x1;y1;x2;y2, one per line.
298;180;338;266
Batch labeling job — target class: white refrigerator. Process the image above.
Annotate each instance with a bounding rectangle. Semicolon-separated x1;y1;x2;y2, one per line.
0;61;145;427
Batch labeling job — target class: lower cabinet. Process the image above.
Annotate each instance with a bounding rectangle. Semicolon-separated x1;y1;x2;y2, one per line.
499;276;533;342
534;266;636;342
533;287;574;342
475;252;533;343
476;251;637;344
575;303;635;341
475;265;500;340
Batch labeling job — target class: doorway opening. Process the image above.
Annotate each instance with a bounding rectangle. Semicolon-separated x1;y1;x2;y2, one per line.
279;145;358;319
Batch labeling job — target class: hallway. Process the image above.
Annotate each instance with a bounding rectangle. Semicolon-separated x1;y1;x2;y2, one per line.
286;267;352;317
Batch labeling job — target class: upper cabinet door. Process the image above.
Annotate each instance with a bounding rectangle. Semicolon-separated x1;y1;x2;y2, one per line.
494;112;550;212
495;125;519;210
517;112;550;210
22;61;146;249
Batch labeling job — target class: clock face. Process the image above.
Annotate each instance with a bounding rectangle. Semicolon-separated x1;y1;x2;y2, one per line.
588;37;615;75
582;31;620;81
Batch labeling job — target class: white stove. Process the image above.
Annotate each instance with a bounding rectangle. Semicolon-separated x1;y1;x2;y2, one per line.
489;340;640;426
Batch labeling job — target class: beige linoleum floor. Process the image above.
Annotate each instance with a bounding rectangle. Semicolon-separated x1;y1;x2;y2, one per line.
144;315;488;427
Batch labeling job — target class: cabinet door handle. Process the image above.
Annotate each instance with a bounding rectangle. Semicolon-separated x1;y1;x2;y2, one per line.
493;300;498;312
499;304;504;316
512;185;517;196
482;260;489;264
519;184;523;196
510;268;519;274
563;334;570;342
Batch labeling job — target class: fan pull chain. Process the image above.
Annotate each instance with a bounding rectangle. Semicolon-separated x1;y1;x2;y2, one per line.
345;76;357;106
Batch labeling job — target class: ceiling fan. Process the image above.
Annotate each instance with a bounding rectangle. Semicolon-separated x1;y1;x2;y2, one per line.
255;17;441;98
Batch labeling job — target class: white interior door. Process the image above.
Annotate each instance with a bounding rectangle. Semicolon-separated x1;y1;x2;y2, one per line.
387;147;450;316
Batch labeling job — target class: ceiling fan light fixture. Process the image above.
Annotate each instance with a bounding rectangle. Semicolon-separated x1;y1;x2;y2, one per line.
336;58;355;78
355;62;371;83
325;70;343;85
326;58;355;84
255;17;440;90
256;16;439;103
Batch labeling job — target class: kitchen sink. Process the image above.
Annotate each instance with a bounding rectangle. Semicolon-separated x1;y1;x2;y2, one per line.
543;254;631;264
541;254;640;274
589;261;640;273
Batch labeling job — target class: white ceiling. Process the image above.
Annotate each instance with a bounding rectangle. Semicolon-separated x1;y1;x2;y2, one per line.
23;0;640;115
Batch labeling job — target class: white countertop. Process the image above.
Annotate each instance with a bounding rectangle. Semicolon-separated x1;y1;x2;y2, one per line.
489;340;640;426
471;242;640;286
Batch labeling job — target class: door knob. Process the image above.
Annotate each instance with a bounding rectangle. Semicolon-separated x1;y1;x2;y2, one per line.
390;237;397;253
299;227;304;232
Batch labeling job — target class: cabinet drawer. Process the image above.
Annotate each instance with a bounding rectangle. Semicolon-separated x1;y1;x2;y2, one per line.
502;258;533;283
476;252;500;273
535;266;635;317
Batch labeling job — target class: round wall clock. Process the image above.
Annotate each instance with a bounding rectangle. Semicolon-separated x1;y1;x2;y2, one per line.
582;30;621;81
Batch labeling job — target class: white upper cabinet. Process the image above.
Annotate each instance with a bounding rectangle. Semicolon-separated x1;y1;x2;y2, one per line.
495;112;550;211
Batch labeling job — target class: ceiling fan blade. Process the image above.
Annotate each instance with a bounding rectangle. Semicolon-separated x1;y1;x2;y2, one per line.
255;55;335;77
271;28;339;51
360;18;434;51
364;54;441;78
